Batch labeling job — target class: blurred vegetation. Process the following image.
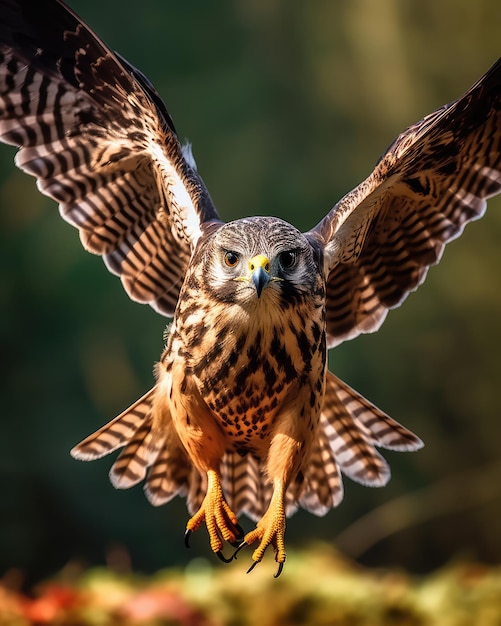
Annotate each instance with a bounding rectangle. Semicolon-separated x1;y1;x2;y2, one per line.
1;0;501;594
2;545;501;625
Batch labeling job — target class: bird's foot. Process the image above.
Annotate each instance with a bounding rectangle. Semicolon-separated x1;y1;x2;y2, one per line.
184;470;243;560
235;497;286;577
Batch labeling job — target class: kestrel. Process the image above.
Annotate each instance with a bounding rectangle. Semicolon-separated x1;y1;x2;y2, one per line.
1;0;500;576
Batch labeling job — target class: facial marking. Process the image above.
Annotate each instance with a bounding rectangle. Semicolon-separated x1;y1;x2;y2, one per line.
203;216;319;307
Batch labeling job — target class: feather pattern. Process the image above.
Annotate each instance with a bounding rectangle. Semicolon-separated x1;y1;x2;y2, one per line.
298;425;343;515
1;0;500;569
325;372;423;452
70;389;156;461
311;57;501;347
221;452;266;522
319;370;422;488
186;469;207;517
0;0;219;317
144;437;192;506
109;420;159;489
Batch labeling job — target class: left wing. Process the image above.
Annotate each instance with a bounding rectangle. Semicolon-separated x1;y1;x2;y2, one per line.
310;57;501;347
0;0;220;316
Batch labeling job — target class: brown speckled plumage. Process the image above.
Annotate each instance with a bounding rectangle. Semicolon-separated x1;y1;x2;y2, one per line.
1;0;500;575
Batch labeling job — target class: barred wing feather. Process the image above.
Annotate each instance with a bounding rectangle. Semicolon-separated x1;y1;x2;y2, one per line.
0;0;219;317
311;57;501;347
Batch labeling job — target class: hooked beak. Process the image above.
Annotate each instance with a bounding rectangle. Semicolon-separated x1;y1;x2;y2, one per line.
249;254;270;297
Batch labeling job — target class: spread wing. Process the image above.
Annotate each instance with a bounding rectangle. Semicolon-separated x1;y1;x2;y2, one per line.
0;0;220;316
311;57;501;348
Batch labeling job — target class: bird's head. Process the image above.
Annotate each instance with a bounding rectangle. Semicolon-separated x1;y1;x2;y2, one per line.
201;216;323;307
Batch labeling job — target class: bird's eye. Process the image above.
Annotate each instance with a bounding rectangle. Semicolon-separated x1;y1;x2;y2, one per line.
278;250;297;270
224;251;240;267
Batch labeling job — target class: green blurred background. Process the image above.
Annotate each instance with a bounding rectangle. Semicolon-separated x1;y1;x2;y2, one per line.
1;0;500;587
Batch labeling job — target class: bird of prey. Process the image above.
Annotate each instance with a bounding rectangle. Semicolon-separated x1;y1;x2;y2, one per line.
0;0;500;576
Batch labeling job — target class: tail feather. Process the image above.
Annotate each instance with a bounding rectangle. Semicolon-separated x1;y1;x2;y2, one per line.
71;386;192;508
220;452;256;519
144;434;191;506
109;420;159;489
221;452;273;522
186;468;207;516
320;370;422;487
322;398;391;487
219;451;313;522
70;388;156;460
298;427;343;515
290;370;422;518
70;370;422;524
329;373;424;451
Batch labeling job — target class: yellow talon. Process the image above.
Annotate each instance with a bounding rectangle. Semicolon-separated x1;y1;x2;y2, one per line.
242;482;287;574
185;470;242;555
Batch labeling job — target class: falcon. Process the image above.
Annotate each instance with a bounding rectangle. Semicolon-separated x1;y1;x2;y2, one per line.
1;0;500;576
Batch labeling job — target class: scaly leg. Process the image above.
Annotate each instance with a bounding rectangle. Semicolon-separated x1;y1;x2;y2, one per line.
184;469;243;561
239;478;287;577
235;407;315;577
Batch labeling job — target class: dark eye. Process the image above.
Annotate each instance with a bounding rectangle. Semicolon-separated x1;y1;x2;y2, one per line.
278;250;297;270
224;251;240;267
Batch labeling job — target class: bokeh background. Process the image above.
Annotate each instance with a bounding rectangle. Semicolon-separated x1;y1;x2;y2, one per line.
1;0;500;588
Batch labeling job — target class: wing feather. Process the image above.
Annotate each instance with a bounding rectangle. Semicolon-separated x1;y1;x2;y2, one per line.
0;0;220;317
311;57;501;347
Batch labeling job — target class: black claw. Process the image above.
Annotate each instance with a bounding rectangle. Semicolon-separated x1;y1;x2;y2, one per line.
226;523;245;548
246;560;259;574
274;561;284;578
235;523;245;541
184;529;192;549
216;550;233;564
232;541;248;560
